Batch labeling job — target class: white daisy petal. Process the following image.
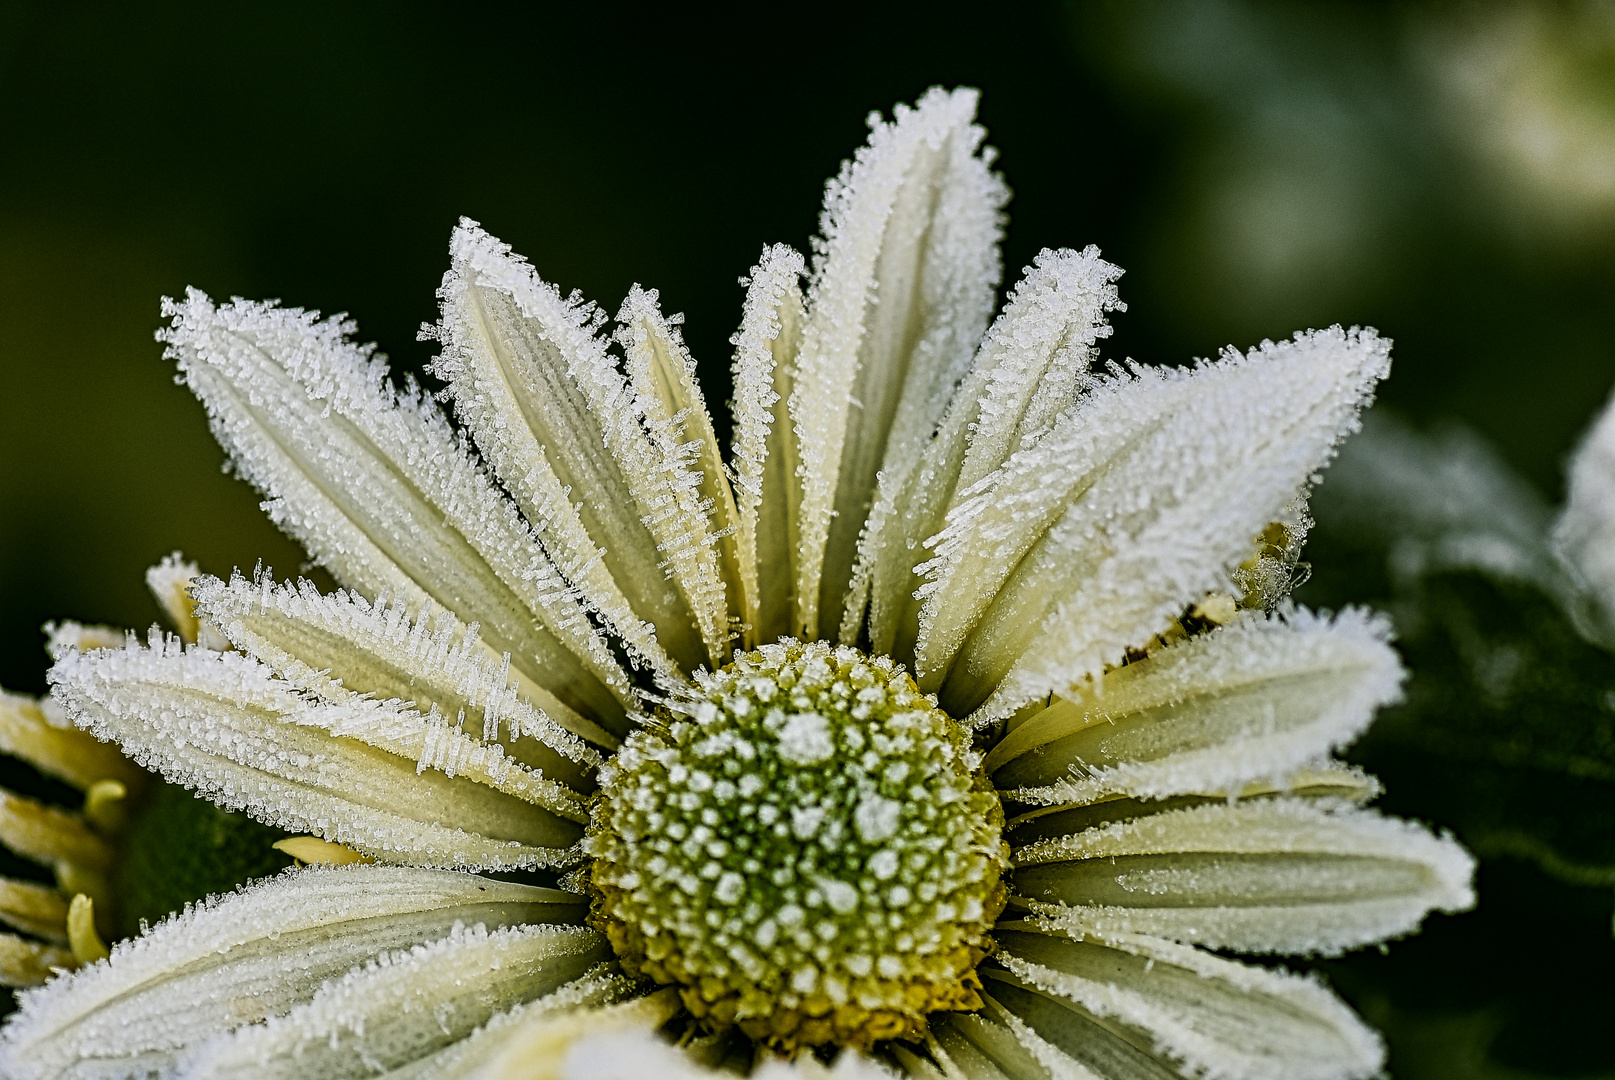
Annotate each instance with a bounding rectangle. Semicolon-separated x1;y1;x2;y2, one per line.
145;552;203;643
916;326;1391;721
1004;766;1382;846
192;569;611;787
160;289;630;727
617;286;739;666
730;245;808;647
986;609;1404;804
860;248;1124;660
792;86;1008;639
1553;384;1615;644
181;923;609;1080
432;222;706;674
1013;799;1474;955
0;865;583;1080
50;634;585;869
994;925;1383;1080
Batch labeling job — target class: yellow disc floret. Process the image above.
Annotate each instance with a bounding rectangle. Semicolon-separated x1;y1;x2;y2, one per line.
585;640;1008;1051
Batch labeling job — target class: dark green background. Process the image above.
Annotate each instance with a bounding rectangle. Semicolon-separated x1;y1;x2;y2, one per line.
3;2;1613;1076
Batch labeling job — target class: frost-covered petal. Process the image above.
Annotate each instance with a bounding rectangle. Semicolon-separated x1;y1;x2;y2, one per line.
985;609;1404;804
1553;383;1615;644
730;245;808;647
180;924;610;1080
50;634;584;869
160;288;629;727
617;286;739;665
1012;799;1473;955
859;248;1123;660
917;327;1390;722
792;87;1007;638
938;992;1163;1080
1003;766;1381;848
192;569;611;786
992;925;1382;1080
0;865;584;1080
431;222;706;674
145;552;203;643
398;984;677;1080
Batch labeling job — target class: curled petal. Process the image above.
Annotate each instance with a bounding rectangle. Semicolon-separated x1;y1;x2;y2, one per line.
730;245;808;647
432;223;704;674
860;247;1123;661
793;87;1007;639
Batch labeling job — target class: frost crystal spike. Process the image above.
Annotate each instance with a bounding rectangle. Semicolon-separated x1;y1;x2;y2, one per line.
791;87;1007;640
50;633;585;870
161;288;632;728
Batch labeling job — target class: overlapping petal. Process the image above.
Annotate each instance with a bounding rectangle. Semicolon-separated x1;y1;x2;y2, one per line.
0;865;584;1080
50;634;585;869
1012;799;1473;955
916;327;1391;723
161;289;630;727
986;608;1403;804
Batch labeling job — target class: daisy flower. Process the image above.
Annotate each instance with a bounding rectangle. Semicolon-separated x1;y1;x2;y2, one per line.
0;88;1471;1080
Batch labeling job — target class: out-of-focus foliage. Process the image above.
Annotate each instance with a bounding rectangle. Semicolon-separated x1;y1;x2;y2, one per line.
1306;414;1615;1079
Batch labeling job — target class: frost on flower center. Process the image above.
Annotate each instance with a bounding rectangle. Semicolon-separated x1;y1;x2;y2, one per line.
583;640;1007;1051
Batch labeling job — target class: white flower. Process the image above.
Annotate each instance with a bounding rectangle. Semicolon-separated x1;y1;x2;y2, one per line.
0;88;1472;1080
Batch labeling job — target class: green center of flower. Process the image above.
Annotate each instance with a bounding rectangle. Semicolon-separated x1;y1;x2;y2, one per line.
584;640;1008;1050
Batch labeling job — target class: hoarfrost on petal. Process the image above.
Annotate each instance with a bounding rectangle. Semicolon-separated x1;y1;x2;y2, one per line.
992;924;1383;1080
917;326;1390;722
857;247;1123;660
0;865;584;1080
431;222;704;674
987;608;1404;804
617;286;739;667
1012;799;1474;956
730;245;807;648
792;87;1007;640
180;923;610;1079
160;288;630;727
49;634;585;870
192;569;611;786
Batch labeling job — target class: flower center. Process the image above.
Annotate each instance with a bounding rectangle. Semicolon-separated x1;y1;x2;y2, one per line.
583;640;1008;1051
